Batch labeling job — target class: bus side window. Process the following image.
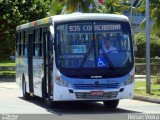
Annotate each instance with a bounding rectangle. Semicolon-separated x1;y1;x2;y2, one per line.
23;31;28;57
33;29;41;57
22;31;26;57
19;32;22;56
21;31;24;56
39;28;42;57
16;33;19;56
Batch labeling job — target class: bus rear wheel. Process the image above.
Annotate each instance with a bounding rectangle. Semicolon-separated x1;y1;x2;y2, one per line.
44;99;59;108
22;79;30;100
103;100;119;109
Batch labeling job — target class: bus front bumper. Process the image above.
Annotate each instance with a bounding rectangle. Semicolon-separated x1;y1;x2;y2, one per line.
53;82;134;101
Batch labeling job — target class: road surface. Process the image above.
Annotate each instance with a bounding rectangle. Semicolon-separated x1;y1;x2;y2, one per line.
0;81;160;120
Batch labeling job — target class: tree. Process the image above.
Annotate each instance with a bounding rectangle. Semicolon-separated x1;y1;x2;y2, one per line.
61;0;96;14
149;0;160;34
0;0;50;60
96;0;129;14
135;32;160;58
50;0;63;15
140;0;160;34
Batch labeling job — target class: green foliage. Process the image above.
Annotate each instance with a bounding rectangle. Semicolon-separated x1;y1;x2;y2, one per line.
0;60;15;66
135;81;160;98
140;0;160;34
0;71;15;76
96;0;130;14
0;0;50;60
135;32;160;58
0;60;15;76
135;58;160;64
50;0;63;15
50;0;130;14
62;0;95;14
149;0;160;34
152;73;160;84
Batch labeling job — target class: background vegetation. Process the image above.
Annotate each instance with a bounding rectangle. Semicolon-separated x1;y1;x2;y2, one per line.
135;80;160;98
135;33;160;58
0;0;50;60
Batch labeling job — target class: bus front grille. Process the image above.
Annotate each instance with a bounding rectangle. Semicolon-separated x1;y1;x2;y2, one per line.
74;83;120;89
75;91;118;99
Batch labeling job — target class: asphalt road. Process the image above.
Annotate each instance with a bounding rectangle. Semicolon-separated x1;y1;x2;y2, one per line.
0;81;160;120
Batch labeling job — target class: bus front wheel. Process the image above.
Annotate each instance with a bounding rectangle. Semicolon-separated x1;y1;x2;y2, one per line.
103;100;119;109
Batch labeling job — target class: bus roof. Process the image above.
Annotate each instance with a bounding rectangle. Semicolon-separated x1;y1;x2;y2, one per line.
16;13;130;31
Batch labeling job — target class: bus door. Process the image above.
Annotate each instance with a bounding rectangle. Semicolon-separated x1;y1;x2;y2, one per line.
27;33;34;93
42;29;52;99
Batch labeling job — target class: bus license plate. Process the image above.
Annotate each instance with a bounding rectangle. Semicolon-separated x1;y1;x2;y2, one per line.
90;91;104;96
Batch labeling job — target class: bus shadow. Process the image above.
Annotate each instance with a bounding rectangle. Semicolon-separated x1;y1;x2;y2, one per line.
50;102;141;115
19;97;141;115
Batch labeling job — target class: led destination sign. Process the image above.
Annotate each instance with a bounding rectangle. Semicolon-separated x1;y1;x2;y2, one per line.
68;24;121;33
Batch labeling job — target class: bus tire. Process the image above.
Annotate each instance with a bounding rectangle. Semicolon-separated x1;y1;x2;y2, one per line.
103;100;119;109
42;77;47;98
22;76;30;100
44;99;58;108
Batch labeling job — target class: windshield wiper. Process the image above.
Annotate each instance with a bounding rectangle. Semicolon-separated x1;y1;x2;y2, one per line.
79;43;94;68
99;45;115;70
79;43;115;70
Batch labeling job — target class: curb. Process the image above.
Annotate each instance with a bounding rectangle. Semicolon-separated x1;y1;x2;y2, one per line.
133;95;160;104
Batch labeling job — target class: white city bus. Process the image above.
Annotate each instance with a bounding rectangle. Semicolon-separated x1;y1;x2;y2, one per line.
16;13;134;108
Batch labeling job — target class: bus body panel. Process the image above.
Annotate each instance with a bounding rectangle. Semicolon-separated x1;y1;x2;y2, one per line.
32;58;44;97
16;57;29;93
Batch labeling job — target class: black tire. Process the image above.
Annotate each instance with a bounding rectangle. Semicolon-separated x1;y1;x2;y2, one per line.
44;99;57;108
103;100;119;109
22;78;31;100
42;77;47;98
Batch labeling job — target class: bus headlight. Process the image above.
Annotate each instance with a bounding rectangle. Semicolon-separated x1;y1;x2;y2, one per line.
55;76;71;87
123;75;134;86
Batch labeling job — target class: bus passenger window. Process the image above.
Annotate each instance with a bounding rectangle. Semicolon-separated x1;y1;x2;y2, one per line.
23;32;28;57
39;28;42;57
35;44;39;57
16;33;19;56
34;29;42;57
21;31;24;56
19;32;22;56
22;31;27;57
39;43;42;57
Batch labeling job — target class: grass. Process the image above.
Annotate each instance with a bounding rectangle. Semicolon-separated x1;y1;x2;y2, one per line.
0;71;15;75
135;63;160;65
134;81;160;98
0;60;15;67
0;60;15;76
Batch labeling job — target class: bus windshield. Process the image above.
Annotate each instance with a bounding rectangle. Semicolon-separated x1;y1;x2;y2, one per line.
55;21;134;78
